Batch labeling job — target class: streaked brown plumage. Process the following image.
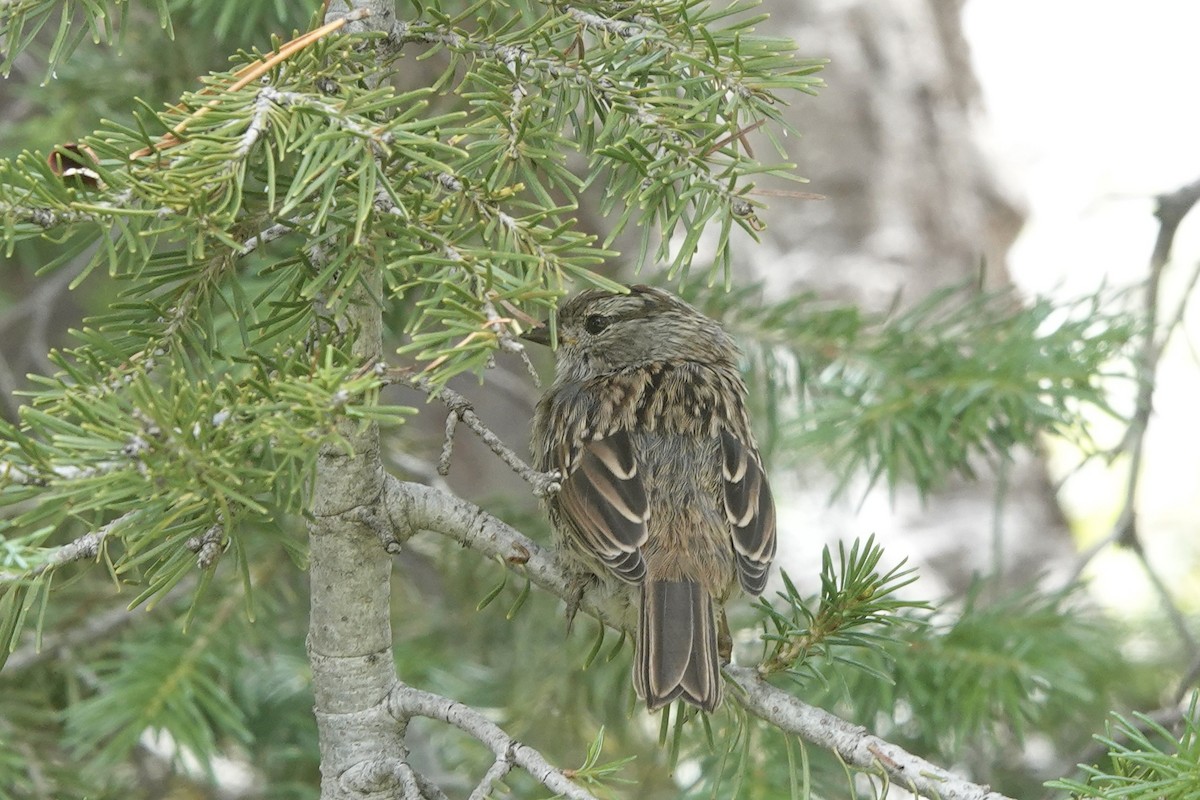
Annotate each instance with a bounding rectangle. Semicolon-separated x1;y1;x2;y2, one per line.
528;285;776;712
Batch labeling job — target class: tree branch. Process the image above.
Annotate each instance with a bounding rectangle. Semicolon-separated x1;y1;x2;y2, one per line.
392;371;562;496
383;478;627;629
383;478;1015;800
1068;177;1200;658
469;756;514;800
389;682;600;800
0;190;175;230
726;666;1013;800
238;220;299;256
0;510;141;584
384;13;763;226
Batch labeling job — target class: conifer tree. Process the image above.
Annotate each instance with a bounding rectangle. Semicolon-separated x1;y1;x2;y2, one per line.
1;1;1197;798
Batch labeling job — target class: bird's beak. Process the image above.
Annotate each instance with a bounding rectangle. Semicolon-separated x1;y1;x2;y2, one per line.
521;324;553;346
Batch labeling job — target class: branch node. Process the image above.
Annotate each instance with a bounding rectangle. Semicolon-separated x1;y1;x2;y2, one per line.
531;469;562;498
185;524;226;569
350;504;403;552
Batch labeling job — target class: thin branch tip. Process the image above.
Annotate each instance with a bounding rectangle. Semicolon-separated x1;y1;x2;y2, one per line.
396;374;560;496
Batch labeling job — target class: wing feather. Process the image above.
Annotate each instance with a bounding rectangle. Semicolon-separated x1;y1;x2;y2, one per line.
721;429;776;595
557;429;649;583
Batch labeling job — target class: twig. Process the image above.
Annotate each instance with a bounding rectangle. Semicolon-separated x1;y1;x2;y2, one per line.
1161;258;1200;352
386;15;763;228
0;459;121;486
389;682;599;800
437;412;458;476
1067;177;1200;657
0;194;175;230
261;87;391;142
383;479;624;628
234;90;275;159
128;9;372;159
1135;544;1199;657
1175;655;1200;705
389;371;561;496
480;299;522;355
385;478;1015;800
390;451;453;494
469;754;515;800
483;296;541;385
0;510;141;584
238;221;297;256
1073;179;1200;570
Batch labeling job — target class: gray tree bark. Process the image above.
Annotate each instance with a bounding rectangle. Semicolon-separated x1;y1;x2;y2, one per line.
306;6;412;798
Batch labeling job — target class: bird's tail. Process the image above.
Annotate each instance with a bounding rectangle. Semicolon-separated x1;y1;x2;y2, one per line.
634;580;721;712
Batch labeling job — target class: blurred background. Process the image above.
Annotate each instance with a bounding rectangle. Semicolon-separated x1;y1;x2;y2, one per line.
2;1;1198;797
966;0;1200;617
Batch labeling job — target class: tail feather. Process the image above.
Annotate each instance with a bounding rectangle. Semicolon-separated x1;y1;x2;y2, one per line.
634;580;721;712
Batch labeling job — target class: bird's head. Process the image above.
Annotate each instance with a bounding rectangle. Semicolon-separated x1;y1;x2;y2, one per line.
524;285;738;382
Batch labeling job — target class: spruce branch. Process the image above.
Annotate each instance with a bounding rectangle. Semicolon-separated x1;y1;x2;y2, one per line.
128;8;372;159
0;510;139;585
62;576;252;767
845;581;1129;756
756;536;927;678
688;281;1138;494
1047;692;1200;800
0;191;175;232
382;1;822;280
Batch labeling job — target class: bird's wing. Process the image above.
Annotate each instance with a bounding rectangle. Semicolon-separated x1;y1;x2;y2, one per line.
721;429;776;595
556;429;650;583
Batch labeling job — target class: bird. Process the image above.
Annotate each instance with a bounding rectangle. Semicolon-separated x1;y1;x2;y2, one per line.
526;284;776;712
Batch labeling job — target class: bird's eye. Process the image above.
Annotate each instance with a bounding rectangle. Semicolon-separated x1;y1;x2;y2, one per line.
584;314;612;334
